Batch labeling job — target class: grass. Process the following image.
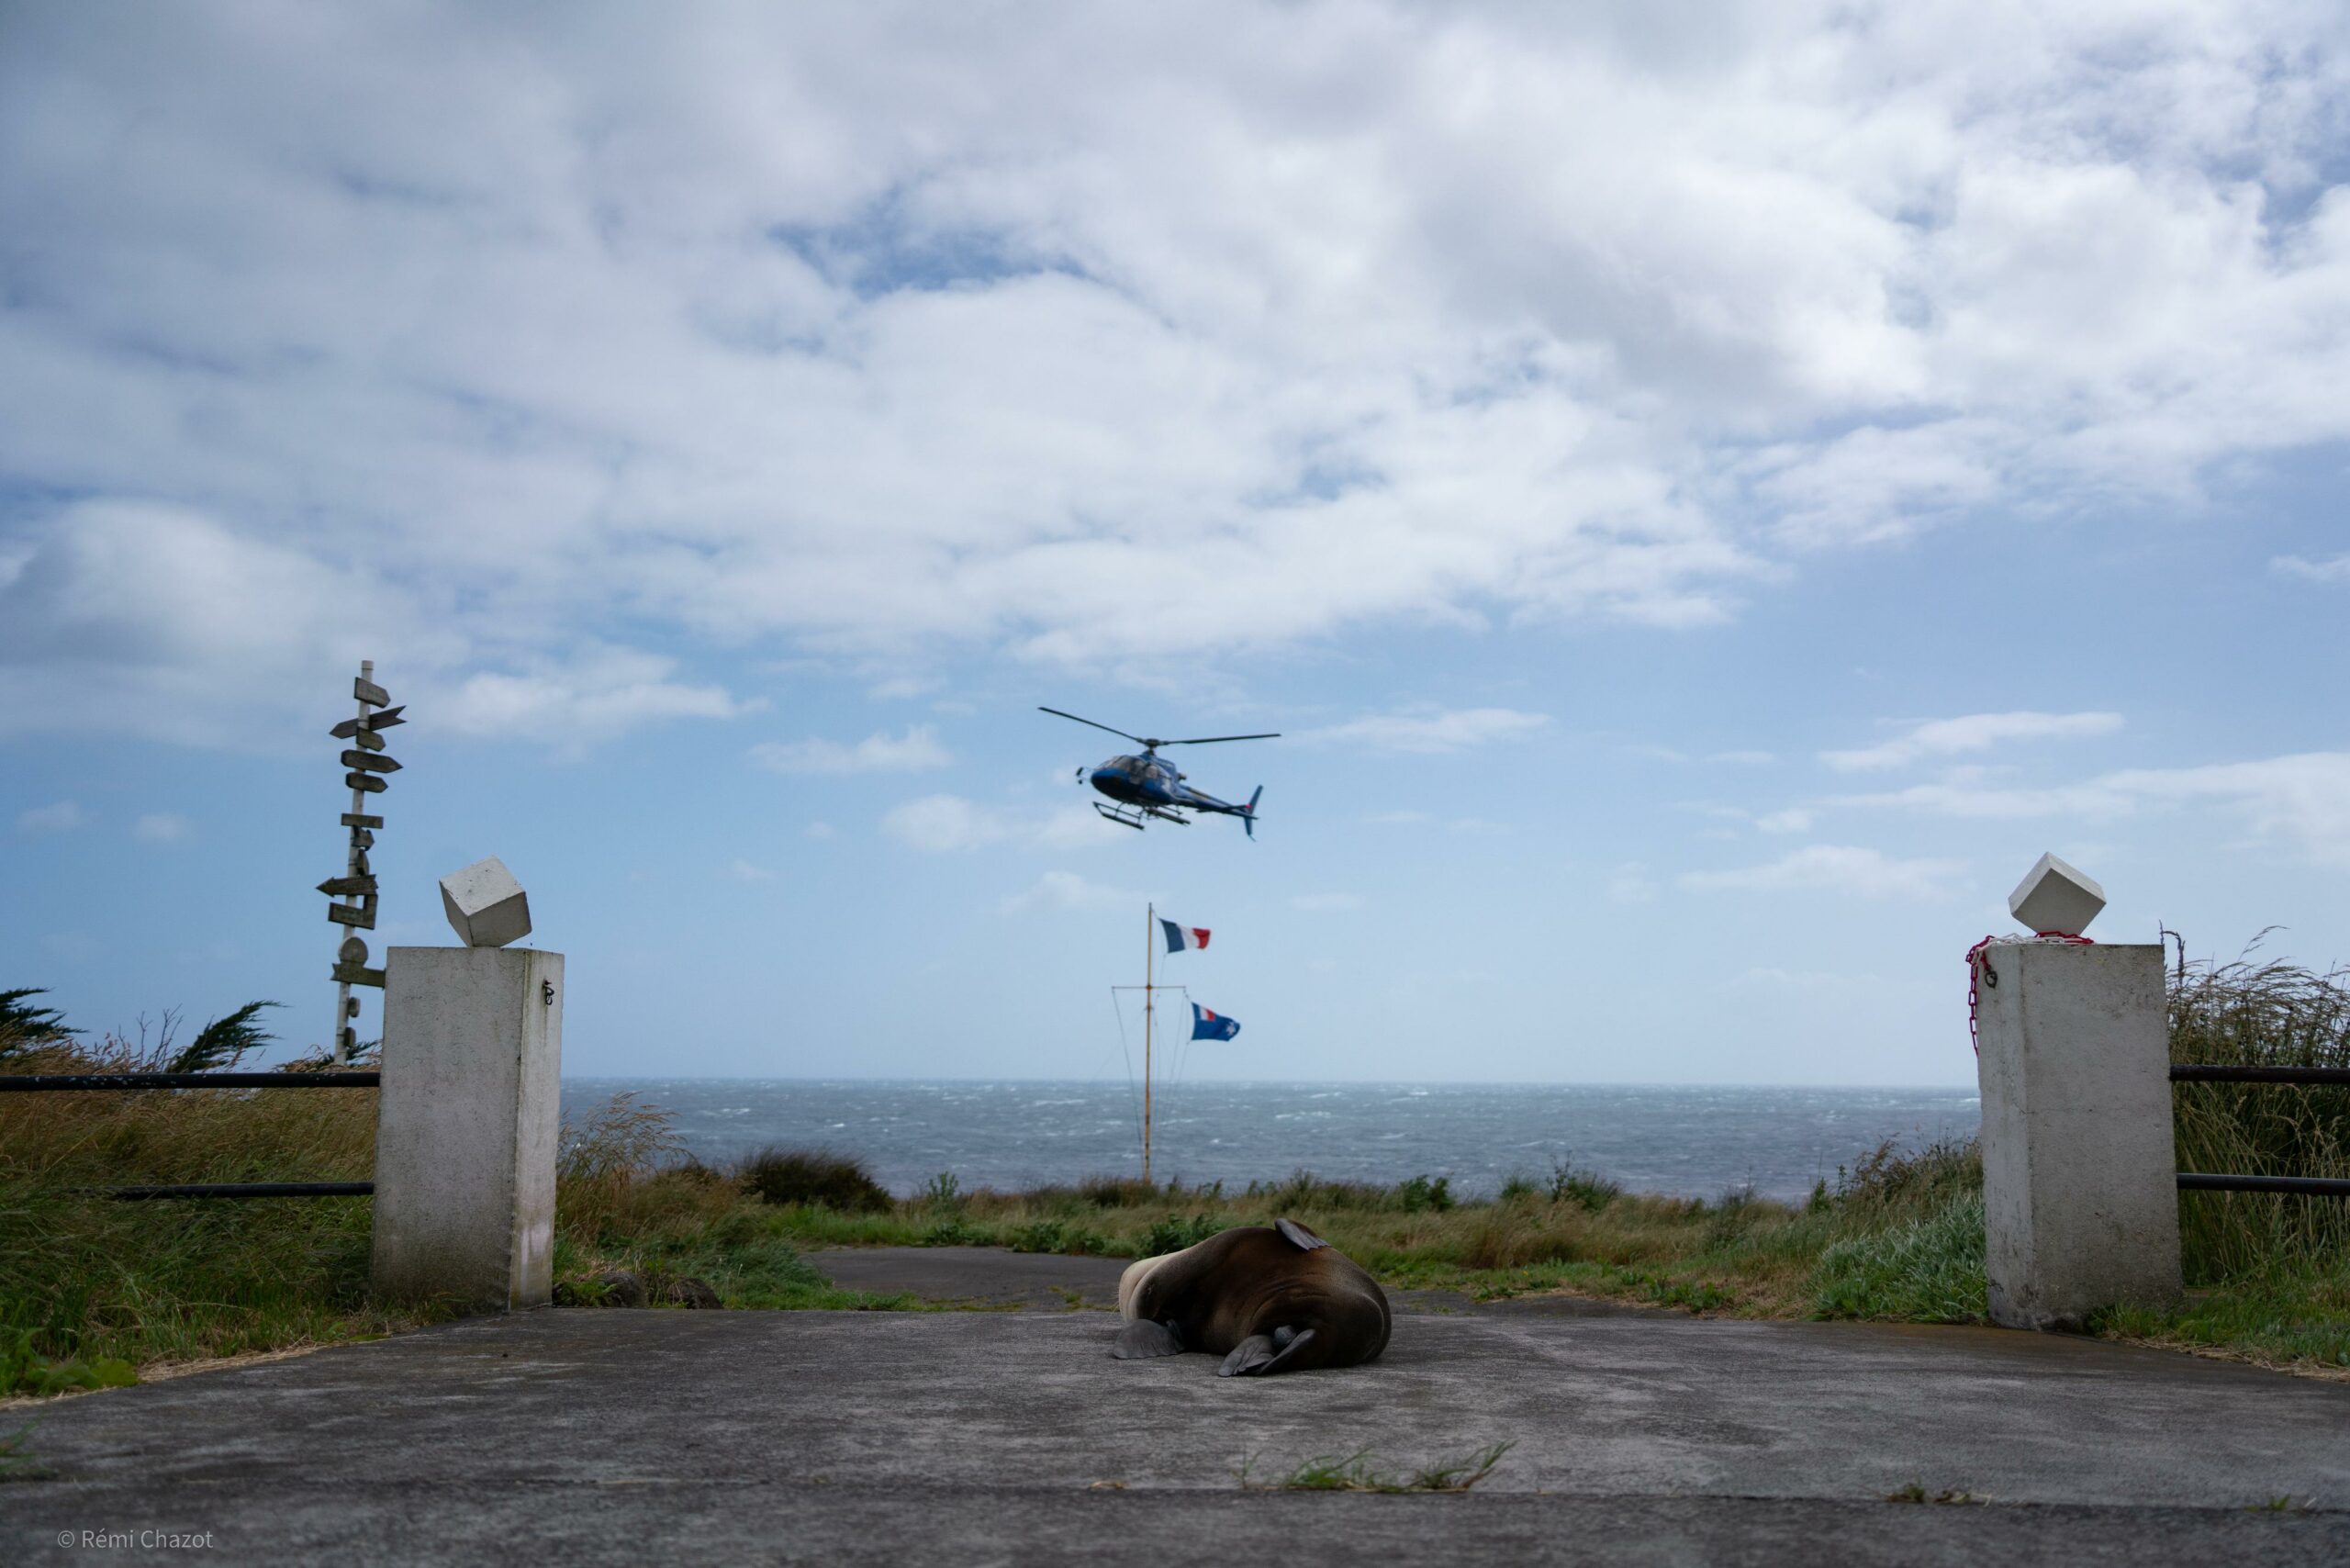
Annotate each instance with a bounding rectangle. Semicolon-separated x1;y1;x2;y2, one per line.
2166;940;2350;1275
5;938;2348;1390
0;995;429;1389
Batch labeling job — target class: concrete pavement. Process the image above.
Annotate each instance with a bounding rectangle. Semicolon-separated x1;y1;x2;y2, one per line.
4;1261;2345;1565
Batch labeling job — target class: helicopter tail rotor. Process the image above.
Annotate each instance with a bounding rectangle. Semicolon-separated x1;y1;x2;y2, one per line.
1244;785;1262;840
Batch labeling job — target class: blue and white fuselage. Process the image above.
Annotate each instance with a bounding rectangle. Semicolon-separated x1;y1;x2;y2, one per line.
1087;752;1262;837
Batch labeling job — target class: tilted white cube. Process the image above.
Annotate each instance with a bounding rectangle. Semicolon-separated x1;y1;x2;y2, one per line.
2009;852;2105;936
440;857;532;948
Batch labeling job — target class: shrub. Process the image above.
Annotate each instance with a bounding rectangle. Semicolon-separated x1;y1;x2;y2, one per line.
1549;1162;1622;1211
1496;1172;1540;1203
1396;1174;1455;1214
1139;1213;1224;1257
1830;1137;1980;1222
736;1146;892;1212
1247;1169;1391;1211
1080;1175;1157;1208
1008;1220;1106;1256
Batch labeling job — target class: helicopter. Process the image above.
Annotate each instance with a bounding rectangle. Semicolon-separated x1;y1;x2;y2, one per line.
1040;707;1278;835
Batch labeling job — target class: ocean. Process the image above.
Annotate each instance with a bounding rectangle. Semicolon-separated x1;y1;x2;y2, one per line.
563;1080;1981;1204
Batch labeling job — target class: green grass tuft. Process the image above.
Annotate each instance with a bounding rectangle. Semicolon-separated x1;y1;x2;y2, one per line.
1813;1193;1987;1322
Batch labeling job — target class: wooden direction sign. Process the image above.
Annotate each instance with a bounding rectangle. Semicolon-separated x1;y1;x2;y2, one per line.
330;705;405;740
327;899;378;929
328;662;407;1060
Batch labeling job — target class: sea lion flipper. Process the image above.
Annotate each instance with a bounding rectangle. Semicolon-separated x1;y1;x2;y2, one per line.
1274;1217;1328;1252
1218;1334;1278;1376
1219;1327;1318;1377
1111;1318;1185;1360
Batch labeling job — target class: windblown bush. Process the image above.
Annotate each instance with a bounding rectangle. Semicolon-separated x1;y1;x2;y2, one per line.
736;1145;893;1212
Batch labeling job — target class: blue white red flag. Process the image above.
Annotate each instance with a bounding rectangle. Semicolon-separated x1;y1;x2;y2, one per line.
1191;1003;1240;1041
1160;919;1210;955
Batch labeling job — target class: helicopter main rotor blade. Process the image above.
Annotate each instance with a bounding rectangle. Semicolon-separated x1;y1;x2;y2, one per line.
1038;707;1147;745
1159;732;1281;746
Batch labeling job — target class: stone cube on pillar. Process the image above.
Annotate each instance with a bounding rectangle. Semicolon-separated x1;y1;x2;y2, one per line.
440;857;532;948
372;946;564;1311
1974;939;2179;1329
2008;852;2105;937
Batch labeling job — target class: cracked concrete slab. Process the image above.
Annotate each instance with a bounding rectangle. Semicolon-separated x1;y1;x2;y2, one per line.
3;1305;2344;1565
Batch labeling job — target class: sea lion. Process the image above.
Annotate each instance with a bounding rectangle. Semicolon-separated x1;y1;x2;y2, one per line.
1111;1217;1392;1376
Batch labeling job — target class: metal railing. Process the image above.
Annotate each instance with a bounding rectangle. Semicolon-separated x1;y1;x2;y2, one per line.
2169;1063;2350;1199
2;1070;377;1199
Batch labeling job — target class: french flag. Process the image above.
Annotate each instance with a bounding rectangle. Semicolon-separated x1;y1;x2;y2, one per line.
1159;918;1210;955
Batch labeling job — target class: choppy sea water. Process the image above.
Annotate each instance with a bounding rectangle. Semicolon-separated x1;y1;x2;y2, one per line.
563;1080;1979;1204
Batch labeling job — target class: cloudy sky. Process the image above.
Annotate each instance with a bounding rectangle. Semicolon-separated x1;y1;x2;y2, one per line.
4;1;2346;1085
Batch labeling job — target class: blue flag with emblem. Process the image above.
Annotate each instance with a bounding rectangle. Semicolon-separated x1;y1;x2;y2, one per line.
1191;1002;1240;1041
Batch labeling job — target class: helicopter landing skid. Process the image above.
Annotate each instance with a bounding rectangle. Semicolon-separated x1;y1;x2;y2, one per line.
1093;801;1187;831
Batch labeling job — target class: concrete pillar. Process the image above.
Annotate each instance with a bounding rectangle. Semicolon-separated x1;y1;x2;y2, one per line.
372;946;564;1311
1974;941;2180;1330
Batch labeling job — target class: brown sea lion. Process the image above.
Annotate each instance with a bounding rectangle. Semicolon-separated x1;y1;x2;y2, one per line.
1111;1217;1392;1376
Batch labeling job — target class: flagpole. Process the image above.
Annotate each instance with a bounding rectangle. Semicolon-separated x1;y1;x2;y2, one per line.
1144;902;1154;1188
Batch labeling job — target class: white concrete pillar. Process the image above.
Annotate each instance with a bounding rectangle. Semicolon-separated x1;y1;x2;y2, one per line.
372;946;564;1311
1974;941;2180;1330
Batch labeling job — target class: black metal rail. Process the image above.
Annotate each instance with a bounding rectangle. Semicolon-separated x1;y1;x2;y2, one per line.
1;1070;379;1200
2168;1064;2349;1196
109;1182;375;1200
2177;1173;2350;1197
2169;1065;2350;1086
0;1070;379;1092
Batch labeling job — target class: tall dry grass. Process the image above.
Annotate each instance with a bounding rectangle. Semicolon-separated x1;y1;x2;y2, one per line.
0;1001;399;1371
2166;940;2350;1278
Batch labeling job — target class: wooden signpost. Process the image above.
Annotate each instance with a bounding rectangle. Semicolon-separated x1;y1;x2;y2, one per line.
324;660;405;1063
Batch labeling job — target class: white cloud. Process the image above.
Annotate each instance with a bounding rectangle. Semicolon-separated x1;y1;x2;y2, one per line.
133;812;192;842
440;646;751;746
17;800;86;834
1681;845;1964;900
1822;711;2124;771
880;793;1126;853
750;725;951;775
2273;553;2350;583
3;6;2338;745
1002;870;1136;913
882;794;1010;853
1304;708;1550;755
1708;751;1776;766
1607;864;1659;904
723;858;775;881
1754;808;1815;834
805;821;836;840
1841;752;2350;867
1290;892;1364;912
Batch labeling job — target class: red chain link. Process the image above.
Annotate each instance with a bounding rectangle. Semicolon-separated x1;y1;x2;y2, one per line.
1965;931;2095;1054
